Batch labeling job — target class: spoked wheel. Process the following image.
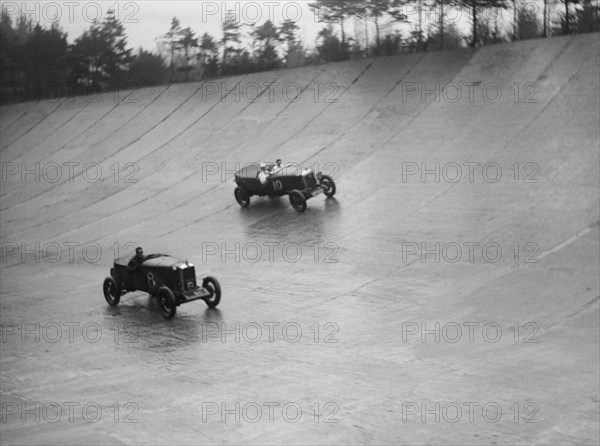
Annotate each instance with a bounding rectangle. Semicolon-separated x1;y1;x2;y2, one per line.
157;286;176;319
320;175;336;198
289;190;307;212
203;276;221;308
103;277;121;307
234;187;250;208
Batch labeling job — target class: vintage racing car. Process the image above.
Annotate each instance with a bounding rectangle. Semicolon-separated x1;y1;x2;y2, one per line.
234;162;336;212
102;253;221;319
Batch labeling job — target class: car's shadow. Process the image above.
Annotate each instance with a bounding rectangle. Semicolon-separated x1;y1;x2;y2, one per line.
103;295;225;347
241;196;342;240
238;195;287;213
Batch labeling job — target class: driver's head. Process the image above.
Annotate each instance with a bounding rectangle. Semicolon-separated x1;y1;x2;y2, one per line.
260;163;267;171
135;247;144;258
276;159;282;166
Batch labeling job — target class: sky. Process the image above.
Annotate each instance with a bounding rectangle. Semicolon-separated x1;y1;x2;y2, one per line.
2;1;337;51
1;0;569;54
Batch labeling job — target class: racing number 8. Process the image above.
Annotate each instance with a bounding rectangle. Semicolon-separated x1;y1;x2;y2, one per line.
147;272;157;291
273;180;283;191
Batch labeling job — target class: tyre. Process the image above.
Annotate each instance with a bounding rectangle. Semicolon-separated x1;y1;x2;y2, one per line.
203;276;221;308
289;190;307;212
234;187;250;208
158;286;176;319
320;175;336;198
103;277;121;307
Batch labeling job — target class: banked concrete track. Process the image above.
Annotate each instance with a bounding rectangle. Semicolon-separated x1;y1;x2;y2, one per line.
1;34;598;445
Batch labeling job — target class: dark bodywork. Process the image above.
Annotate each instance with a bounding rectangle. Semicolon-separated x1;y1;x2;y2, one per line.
234;163;335;211
111;253;214;305
235;163;319;196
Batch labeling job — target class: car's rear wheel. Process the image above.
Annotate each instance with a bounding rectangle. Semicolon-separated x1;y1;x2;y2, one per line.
289;190;307;212
103;277;121;307
320;175;336;198
203;276;221;308
158;286;176;319
234;187;250;208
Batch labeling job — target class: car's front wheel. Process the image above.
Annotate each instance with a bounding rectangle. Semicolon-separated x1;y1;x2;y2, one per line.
103;277;121;307
234;187;250;208
158;286;176;319
320;175;336;198
203;276;221;308
289;190;307;212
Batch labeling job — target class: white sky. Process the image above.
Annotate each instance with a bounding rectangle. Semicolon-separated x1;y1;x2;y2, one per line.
2;1;333;51
1;0;572;53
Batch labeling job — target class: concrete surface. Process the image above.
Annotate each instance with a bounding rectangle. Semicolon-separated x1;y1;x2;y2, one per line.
1;34;599;445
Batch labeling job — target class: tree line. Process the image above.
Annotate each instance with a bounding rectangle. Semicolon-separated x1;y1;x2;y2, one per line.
1;0;598;103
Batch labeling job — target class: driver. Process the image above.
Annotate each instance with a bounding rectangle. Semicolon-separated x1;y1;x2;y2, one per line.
271;159;283;174
127;247;146;271
258;163;269;185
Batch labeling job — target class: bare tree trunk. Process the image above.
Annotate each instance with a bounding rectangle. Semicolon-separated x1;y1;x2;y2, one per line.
565;0;569;34
543;0;547;37
439;0;445;50
170;45;174;82
418;0;423;50
364;15;369;57
471;0;478;47
184;48;189;82
221;43;227;75
495;11;500;42
513;0;518;40
375;16;380;55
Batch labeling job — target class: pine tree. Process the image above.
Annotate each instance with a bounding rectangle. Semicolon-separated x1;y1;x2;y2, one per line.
454;0;510;46
179;27;198;81
199;32;219;78
163;17;183;80
309;0;362;46
253;20;281;71
99;9;132;88
221;14;241;74
129;49;168;86
71;9;132;88
356;0;407;55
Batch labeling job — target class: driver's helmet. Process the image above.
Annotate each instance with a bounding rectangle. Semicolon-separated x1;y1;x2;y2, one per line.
260;163;267;170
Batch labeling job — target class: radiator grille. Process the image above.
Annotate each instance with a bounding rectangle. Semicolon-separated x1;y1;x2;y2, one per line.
183;268;196;290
